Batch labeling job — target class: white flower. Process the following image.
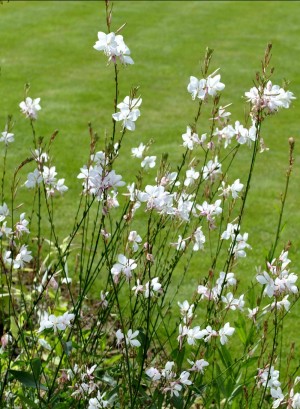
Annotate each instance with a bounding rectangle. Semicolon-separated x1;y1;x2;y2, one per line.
158;171;179;187
182;126;201;150
94;31;134;65
112;96;141;131
13;245;32;269
219;322;235;345
175;193;194;221
111;254;137;282
116;36;134;65
187;70;225;101
77;165;124;200
33;148;48;163
128;230;142;252
144;277;162;298
271;387;285;408
56;179;68;194
42;166;57;186
0;203;9;222
179;371;192;385
25;169;43;188
131;143;146;158
291;392;300;408
230;179;244;199
231;232;251;258
161;361;175;380
257;271;275;297
146;367;161;381
19;97;41;120
0;131;14;145
187;76;206;100
193;227;205;251
115;329;124;346
196;200;222;228
257;366;281;389
93;32;118;57
141;156;156;170
38;312;75;333
247;307;259;321
178;300;194;320
138;185;173;213
202;325;218;343
245;81;295;115
184;167;199;187
214;124;236;148
88;391;109;409
126;329;141;347
211;104;231;124
206;72;225;96
164;382;182;397
188;359;209;374
271;295;291;311
222;292;244;311
3;251;12;265
171;235;186;251
186;326;206;345
216;272;236;292
132;279;144;296
221;223;239;241
202;156;222;180
15;213;30;237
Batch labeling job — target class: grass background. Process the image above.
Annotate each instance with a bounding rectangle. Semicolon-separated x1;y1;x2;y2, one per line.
1;0;300;356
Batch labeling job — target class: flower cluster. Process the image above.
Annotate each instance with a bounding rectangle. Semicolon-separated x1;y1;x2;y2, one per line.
197;271;237;301
78;151;125;203
132;277;162;297
112;96;142;131
146;361;192;398
221;223;251;258
245;80;295;116
256;250;298;308
94;31;134;65
187;69;225;101
182;126;206;150
38;311;75;333
0;205;34;270
25;150;68;196
177;299;235;347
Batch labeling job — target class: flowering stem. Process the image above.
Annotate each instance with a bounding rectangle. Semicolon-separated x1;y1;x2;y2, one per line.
269;137;295;261
258;305;279;408
112;63;119;146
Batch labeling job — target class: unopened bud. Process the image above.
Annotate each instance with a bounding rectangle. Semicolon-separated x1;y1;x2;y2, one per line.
289;137;295;150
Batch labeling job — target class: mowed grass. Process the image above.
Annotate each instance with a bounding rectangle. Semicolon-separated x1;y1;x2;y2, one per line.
1;1;300;349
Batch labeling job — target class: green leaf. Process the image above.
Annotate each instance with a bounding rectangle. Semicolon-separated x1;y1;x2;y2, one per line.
10;317;19;339
218;344;233;368
103;354;122;366
215;363;226;396
9;370;48;391
62;340;72;356
171;346;185;372
101;373;117;387
30;358;42;380
171;394;184;409
229;384;244;402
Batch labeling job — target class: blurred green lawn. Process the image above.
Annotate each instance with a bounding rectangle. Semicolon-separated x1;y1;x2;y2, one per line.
1;0;300;344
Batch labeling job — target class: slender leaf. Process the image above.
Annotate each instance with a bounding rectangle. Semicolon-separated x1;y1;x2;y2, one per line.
9;370;48;391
